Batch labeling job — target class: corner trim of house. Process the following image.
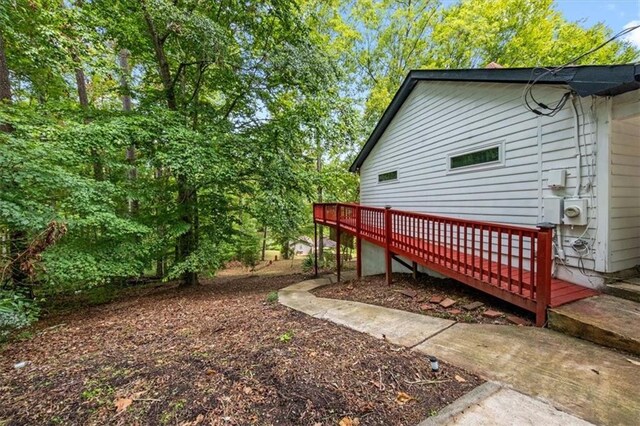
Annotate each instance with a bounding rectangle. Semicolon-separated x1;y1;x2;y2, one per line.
594;96;612;272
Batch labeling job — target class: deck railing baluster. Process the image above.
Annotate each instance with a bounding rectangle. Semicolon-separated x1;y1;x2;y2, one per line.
416;217;419;256
437;219;441;265
456;223;460;272
530;234;535;297
471;224;476;277
487;226;493;284
479;225;484;281
464;224;468;275
518;231;524;295
508;229;513;291
497;229;502;289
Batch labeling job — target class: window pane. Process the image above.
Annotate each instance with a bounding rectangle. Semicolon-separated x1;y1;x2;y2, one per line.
450;147;499;169
378;171;397;182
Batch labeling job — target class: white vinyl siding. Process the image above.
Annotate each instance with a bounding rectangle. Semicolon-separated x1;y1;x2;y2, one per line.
359;81;601;281
609;91;640;271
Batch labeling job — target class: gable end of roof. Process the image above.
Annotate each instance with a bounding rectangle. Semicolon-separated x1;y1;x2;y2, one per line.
349;64;640;173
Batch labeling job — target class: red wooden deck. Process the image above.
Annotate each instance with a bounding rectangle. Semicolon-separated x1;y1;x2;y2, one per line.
313;203;597;326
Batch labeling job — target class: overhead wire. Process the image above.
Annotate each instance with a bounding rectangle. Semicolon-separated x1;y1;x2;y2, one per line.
522;24;640;115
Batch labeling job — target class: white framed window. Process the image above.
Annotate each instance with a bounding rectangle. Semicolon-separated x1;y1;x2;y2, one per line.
447;141;505;173
378;170;398;183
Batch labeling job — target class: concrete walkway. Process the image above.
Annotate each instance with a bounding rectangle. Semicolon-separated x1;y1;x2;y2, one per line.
279;274;640;425
418;382;592;426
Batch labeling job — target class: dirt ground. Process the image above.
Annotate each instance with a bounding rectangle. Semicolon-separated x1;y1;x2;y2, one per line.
314;273;534;326
0;261;481;426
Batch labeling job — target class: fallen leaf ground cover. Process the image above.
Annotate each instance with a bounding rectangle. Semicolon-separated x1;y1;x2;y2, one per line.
314;273;533;326
0;262;481;425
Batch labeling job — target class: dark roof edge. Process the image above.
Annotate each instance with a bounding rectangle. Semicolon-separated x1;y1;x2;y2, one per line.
349;64;640;173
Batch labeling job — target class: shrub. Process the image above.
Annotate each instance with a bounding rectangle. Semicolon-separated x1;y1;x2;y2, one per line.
0;290;40;342
266;291;278;303
301;252;336;272
302;254;314;272
278;330;294;343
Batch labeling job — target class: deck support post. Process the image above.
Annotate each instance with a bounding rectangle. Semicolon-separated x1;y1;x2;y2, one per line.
535;223;555;327
384;205;392;286
313;217;318;277
355;204;362;279
412;261;418;280
336;204;341;283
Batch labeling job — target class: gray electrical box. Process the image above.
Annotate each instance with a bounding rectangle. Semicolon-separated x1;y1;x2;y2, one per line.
547;169;566;189
543;197;564;225
563;198;589;226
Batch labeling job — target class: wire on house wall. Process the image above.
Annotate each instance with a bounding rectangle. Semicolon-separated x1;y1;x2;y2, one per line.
520;23;640;281
522;24;640;116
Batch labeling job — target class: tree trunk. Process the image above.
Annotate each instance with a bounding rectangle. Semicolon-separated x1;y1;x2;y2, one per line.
72;50;104;181
141;2;197;285
155;169;165;278
177;175;197;286
74;63;89;108
0;33;11;102
316;132;324;260
141;4;177;110
261;226;267;261
119;49;139;214
0;32;13;132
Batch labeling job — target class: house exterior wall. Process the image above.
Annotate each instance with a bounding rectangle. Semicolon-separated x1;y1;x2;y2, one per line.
609;91;640;272
359;81;606;288
361;240;446;278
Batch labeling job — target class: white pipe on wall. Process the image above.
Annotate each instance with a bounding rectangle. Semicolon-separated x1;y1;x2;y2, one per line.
571;95;582;198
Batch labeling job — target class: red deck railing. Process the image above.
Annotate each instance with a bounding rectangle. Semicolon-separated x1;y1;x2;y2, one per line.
313;202;555;326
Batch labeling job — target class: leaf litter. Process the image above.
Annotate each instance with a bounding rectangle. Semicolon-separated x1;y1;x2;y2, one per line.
1;267;482;425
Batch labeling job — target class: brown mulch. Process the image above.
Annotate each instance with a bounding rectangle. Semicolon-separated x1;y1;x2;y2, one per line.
314;274;534;326
0;267;481;426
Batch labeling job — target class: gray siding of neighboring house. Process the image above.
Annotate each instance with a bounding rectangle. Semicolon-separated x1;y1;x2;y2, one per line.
359;80;607;287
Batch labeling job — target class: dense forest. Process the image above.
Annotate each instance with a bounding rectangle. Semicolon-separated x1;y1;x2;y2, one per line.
1;0;636;337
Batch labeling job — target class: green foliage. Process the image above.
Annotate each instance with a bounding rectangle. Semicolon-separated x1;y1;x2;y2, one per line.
229;217;262;269
302;252;336;272
0;289;39;341
266;291;279;303
0;0;636;307
278;330;294;343
302;253;315;272
334;0;639;123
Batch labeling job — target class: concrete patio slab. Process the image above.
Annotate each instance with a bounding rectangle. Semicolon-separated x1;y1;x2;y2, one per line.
419;382;593;426
313;298;454;347
415;323;640;425
278;277;332;293
277;290;330;317
279;276;454;347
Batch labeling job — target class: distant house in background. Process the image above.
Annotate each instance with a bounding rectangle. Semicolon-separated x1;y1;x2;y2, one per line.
289;236;337;256
321;237;337;249
290;236;313;256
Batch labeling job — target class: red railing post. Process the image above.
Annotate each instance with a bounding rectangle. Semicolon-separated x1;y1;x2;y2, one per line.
356;204;362;279
535;223;554;327
336;204;341;282
313;203;318;277
384;205;392;286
